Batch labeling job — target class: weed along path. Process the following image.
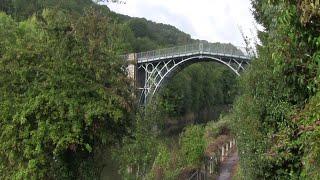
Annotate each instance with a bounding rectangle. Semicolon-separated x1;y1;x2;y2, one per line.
217;151;239;180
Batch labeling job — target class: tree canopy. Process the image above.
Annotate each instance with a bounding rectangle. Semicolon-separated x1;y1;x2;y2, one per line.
0;8;134;179
232;0;320;179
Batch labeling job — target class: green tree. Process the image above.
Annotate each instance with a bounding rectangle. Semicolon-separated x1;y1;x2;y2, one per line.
158;62;237;121
232;0;320;179
179;125;206;167
127;18;149;38
0;8;134;179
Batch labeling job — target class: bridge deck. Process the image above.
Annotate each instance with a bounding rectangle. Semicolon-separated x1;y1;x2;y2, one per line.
135;42;252;63
137;52;250;63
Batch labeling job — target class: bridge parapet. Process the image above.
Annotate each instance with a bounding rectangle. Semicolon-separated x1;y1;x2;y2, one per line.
136;42;254;63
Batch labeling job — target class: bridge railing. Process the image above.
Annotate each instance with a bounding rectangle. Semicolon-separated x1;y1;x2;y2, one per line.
187;138;237;180
136;42;253;62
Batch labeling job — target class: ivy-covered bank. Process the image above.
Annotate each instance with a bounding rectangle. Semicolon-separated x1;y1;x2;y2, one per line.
231;0;320;179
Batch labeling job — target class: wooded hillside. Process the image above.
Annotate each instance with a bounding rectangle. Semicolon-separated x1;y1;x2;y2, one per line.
0;0;239;179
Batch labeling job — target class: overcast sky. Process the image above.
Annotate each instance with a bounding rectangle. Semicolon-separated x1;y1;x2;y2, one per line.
105;0;260;47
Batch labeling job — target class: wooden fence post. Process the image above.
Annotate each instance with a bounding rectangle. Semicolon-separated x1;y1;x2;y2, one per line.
221;147;225;161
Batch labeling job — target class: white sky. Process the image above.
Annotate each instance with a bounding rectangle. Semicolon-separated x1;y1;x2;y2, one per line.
104;0;260;47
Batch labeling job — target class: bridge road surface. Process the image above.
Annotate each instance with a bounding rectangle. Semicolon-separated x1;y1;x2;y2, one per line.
217;151;239;180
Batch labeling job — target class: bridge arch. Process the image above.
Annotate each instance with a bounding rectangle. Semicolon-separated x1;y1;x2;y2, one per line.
152;56;241;98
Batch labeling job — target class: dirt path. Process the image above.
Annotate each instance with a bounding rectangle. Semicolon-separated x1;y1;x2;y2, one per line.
217;151;239;180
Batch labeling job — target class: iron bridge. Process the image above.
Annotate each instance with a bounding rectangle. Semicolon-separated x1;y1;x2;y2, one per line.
125;42;253;105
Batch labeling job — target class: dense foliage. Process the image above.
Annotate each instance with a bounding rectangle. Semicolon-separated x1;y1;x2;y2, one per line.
159;63;237;120
232;0;320;179
114;108;163;179
0;8;134;179
114;102;237;179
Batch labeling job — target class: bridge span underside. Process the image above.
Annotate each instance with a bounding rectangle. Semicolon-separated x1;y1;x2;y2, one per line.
126;43;252;105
